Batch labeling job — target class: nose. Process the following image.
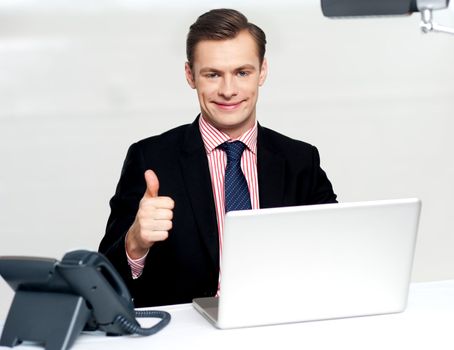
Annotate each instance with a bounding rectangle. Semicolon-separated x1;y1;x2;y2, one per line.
218;75;238;99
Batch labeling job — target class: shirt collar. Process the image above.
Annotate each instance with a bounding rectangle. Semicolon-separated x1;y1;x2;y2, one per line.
199;115;258;155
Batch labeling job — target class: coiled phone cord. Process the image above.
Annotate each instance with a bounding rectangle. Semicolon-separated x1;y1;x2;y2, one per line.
114;310;171;336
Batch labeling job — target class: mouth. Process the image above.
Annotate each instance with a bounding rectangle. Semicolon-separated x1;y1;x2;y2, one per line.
212;100;244;111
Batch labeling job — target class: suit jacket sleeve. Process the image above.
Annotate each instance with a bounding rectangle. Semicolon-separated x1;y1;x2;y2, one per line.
308;145;337;204
98;142;146;295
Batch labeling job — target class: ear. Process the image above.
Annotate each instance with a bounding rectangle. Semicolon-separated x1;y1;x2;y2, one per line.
185;62;196;89
258;58;268;87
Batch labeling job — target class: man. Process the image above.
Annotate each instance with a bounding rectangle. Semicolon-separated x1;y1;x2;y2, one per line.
99;9;337;307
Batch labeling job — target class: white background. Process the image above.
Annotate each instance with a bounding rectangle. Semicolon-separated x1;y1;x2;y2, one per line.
1;0;453;319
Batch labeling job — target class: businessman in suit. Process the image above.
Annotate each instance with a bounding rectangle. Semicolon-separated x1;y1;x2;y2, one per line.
99;9;337;307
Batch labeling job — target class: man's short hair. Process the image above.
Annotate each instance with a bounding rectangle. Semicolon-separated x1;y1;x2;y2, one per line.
186;8;267;69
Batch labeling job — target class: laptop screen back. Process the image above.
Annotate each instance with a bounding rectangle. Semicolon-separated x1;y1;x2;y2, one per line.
217;198;421;328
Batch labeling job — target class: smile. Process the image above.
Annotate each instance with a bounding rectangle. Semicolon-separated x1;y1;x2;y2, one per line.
213;101;244;110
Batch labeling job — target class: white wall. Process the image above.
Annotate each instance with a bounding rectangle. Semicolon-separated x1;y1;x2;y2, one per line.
1;0;454;319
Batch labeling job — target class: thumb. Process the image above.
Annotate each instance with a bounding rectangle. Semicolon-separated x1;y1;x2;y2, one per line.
144;169;159;198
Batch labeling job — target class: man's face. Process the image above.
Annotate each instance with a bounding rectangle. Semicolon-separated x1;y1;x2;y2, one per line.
185;30;267;139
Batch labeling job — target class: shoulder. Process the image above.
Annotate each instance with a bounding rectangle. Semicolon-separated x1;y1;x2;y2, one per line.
121;123;194;166
258;125;316;155
122;121;199;160
135;123;192;150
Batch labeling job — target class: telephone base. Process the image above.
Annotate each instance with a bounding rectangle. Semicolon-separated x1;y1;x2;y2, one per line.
0;290;91;350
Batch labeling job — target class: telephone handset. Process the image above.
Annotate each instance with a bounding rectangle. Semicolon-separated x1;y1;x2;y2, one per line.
0;250;171;350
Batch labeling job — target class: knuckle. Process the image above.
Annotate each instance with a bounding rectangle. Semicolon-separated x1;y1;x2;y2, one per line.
139;197;149;207
160;231;169;240
151;231;164;241
137;211;145;220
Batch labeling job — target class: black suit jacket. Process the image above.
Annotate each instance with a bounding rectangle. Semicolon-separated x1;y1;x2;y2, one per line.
99;117;337;307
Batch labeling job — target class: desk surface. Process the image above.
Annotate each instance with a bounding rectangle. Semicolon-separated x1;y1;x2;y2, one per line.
1;280;453;350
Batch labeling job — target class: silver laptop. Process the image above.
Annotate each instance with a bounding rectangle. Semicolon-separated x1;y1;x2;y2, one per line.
193;198;421;329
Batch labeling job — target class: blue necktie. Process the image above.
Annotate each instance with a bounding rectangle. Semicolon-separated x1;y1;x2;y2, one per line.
219;141;252;212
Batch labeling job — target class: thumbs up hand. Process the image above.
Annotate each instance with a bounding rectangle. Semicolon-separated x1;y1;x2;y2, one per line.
126;170;175;259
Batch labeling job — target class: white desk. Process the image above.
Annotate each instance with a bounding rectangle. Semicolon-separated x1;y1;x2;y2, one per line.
1;280;453;350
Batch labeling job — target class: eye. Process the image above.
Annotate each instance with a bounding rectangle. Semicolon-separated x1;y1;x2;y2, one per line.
205;72;220;79
237;71;249;77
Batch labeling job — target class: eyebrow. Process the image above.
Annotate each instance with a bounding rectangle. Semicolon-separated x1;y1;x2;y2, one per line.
235;64;257;71
199;67;221;74
199;64;257;74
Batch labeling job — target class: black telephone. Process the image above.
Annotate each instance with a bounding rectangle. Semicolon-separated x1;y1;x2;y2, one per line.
0;250;170;350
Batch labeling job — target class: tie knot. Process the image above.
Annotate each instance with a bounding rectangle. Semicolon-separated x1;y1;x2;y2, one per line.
220;141;246;162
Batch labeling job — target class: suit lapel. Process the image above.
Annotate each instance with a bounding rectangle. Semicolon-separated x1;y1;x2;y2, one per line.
257;125;286;208
179;117;219;270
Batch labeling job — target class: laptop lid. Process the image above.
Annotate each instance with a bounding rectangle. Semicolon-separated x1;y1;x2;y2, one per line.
210;198;421;328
